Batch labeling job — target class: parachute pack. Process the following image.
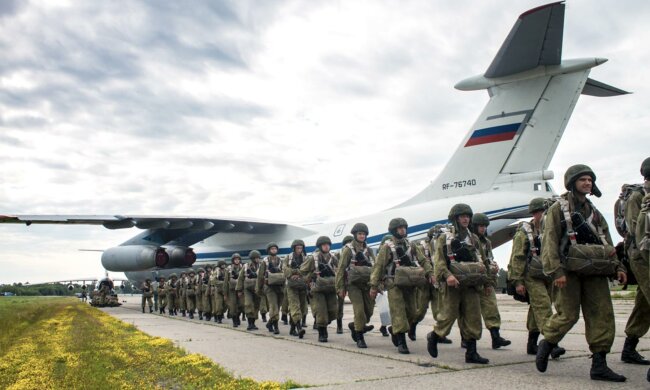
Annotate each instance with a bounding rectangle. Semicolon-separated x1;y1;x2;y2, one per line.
614;184;645;237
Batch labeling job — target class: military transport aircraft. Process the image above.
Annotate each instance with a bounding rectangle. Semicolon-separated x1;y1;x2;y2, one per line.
0;2;628;286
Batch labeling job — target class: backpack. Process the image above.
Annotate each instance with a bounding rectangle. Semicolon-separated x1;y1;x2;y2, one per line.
614;184;645;237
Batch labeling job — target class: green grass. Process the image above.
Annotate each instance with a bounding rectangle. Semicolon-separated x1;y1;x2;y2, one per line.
0;297;302;389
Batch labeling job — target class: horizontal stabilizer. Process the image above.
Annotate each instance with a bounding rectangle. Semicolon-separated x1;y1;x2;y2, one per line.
581;77;630;97
485;2;564;78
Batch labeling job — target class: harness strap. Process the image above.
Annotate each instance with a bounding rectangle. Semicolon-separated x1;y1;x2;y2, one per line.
558;198;578;246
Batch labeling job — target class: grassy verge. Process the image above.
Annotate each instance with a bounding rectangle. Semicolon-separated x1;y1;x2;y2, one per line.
0;297;300;389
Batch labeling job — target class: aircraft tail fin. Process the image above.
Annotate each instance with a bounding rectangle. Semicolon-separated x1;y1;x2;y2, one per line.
396;2;628;208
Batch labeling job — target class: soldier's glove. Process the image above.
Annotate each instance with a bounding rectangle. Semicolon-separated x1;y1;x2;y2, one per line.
355;252;366;262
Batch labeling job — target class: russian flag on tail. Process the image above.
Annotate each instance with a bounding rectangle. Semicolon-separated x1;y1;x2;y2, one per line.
464;123;521;147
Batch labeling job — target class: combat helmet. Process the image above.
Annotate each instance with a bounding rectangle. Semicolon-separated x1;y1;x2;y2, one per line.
388;217;408;238
266;242;279;252
564;164;601;197
472;213;490;227
169;273;178;279
291;239;305;250
641;157;650;179
528;197;547;214
197;268;205;274
341;235;354;246
448;203;473;221
351;223;369;236
217;260;227;268
249;250;261;259
316;236;332;248
231;253;241;262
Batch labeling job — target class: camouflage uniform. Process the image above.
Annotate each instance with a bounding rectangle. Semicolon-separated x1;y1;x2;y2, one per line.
237;251;262;330
185;271;197;319
621;160;650;365
141;280;154;313
284;240;309;338
202;266;213;321
210;262;228;323
301;236;338;342
157;277;167;314
536;165;626;382
371;218;433;354
427;204;488;364
165;274;179;315
258;243;284;334
225;254;244;327
335;223;375;348
195;269;207;320
471;213;510;349
178;272;187;316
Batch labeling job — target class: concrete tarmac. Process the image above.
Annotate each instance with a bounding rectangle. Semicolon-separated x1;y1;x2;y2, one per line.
102;294;650;388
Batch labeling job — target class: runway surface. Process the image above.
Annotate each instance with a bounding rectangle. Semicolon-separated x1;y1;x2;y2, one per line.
101;294;649;388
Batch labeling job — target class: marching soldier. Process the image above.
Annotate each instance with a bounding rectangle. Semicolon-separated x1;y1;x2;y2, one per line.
336;223;375;348
224;253;244;327
301;236;338;342
370;218;433;354
536;164;627;382
621;157;650;365
202;265;213;321
166;273;179;316
258;242;285;334
141;278;154;313
152;278;159;312
195;268;206;320
635;179;650;382
509;198;566;357
179;271;187;317
185;270;197;319
157;276;167;314
426;204;489;364
211;260;228;323
237;251;263;331
284;240;309;338
471;213;511;349
334;235;354;334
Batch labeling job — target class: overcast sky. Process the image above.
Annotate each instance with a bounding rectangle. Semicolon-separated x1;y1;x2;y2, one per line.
1;0;648;284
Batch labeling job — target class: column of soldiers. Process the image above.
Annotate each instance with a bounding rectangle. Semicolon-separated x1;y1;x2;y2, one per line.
139;159;650;383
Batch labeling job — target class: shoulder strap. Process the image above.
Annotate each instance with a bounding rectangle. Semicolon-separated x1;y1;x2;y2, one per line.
558;197;577;246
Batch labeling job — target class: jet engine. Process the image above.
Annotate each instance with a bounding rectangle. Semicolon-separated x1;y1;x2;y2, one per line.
67;284;74;291
165;247;197;268
101;245;169;272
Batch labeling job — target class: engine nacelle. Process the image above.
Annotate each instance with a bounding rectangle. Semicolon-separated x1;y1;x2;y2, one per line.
67;284;74;291
165;247;197;268
101;245;169;272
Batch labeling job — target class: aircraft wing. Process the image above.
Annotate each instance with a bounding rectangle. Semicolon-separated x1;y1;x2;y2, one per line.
0;214;315;247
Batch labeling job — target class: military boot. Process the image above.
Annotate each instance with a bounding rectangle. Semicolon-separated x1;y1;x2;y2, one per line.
273;320;280;335
290;323;297;336
181;310;186;317
241;313;246;322
356;332;367;348
198;311;203;320
551;346;566;359
247;318;257;331
535;339;556;372
363;324;374;333
302;315;307;328
266;319;274;332
189;310;194;319
161;307;166;314
426;331;439;358
621;337;650;365
232;317;238;327
281;313;288;325
336;318;343;334
465;340;489;364
489;327;511;349
388;326;398;347
217;315;223;324
142;306;145;313
397;333;410;354
262;313;267;323
380;325;389;337
527;331;540;355
318;327;328;343
591;352;626;382
348;322;358;342
439;335;452;344
296;323;305;339
205;313;212;321
408;322;417;341
149;307;153;313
